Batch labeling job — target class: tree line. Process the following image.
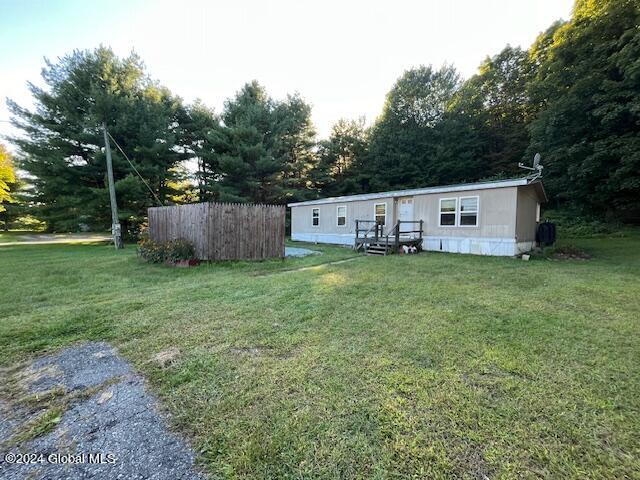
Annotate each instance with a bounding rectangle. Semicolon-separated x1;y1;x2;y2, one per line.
4;0;639;232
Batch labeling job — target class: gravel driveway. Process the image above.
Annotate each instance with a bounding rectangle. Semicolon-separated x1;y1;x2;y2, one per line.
0;343;202;479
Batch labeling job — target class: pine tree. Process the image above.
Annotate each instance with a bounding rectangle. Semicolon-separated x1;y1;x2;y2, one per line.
273;94;317;202
314;118;369;196
178;101;220;201
8;47;186;232
211;81;316;204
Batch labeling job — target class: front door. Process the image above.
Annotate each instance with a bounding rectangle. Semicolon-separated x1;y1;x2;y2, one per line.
398;197;414;227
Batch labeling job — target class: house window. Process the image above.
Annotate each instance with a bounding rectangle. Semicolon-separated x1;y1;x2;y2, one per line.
312;208;320;227
374;203;386;226
337;205;347;227
439;198;457;226
459;196;479;226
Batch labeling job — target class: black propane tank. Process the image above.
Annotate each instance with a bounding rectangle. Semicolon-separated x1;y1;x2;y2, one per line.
536;221;556;246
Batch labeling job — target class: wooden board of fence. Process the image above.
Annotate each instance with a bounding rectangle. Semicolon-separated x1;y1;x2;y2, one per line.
148;202;286;261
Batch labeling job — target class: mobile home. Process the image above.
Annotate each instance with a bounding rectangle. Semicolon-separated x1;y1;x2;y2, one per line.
288;178;547;256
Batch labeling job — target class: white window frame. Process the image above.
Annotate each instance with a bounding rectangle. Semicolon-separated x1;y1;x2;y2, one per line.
439;197;457;227
336;205;347;227
374;202;387;226
312;207;320;227
458;196;479;227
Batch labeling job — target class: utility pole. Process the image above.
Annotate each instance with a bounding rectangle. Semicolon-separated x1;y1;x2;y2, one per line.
102;122;124;249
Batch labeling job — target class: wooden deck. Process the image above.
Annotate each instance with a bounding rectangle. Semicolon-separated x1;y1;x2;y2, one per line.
354;220;424;255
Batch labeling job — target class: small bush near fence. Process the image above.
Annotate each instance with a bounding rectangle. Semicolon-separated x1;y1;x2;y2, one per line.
138;229;196;265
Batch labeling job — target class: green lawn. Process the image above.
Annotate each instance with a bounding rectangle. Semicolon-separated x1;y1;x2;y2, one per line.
1;236;638;478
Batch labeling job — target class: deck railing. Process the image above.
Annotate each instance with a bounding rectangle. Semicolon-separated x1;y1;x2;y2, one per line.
355;219;424;253
354;220;381;251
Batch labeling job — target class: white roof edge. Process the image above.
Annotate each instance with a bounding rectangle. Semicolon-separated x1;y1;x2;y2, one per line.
287;178;532;207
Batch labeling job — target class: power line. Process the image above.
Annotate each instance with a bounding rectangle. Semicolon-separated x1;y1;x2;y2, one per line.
106;131;164;207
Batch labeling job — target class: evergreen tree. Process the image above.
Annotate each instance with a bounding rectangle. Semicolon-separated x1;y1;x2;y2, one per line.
211;81;316;204
273;94;317;202
178;101;220;201
8;47;186;232
314;118;369;196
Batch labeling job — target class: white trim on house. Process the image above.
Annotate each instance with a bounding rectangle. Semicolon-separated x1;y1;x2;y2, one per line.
439;197;457;227
311;207;320;227
336;205;347;227
458;195;479;228
288;178;534;207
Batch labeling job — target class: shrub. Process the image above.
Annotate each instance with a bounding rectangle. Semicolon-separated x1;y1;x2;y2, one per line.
542;209;621;238
137;236;167;263
137;228;196;264
164;239;195;263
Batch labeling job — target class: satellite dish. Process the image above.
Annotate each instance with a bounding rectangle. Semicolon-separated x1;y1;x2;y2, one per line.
518;153;543;180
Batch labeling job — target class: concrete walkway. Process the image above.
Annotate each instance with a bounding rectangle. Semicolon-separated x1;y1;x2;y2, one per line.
284;246;320;257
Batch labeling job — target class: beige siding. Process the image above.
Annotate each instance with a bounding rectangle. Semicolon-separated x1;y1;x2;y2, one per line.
291;198;393;235
515;185;540;242
415;187;518;239
292;187;518;238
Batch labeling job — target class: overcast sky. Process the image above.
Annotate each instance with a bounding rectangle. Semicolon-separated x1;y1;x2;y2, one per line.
0;0;574;145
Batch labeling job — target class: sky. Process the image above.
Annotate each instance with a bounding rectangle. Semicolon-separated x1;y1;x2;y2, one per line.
0;0;574;146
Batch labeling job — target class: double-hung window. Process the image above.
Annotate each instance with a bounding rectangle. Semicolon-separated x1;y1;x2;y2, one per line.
337;206;347;227
459;196;479;226
439;198;457;226
312;208;320;227
374;203;386;226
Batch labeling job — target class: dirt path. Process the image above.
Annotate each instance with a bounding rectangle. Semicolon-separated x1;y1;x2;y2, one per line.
0;343;201;479
252;256;363;276
0;233;112;246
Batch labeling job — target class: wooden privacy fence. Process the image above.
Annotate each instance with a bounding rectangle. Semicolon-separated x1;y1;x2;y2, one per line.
148;202;285;261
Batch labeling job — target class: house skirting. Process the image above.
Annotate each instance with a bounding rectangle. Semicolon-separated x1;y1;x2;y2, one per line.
291;232;536;256
423;236;535;256
291;232;355;246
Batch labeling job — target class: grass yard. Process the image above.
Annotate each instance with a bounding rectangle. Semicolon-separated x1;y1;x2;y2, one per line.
1;235;639;479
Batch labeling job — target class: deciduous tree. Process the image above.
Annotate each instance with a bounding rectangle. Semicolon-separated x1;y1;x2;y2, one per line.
527;0;640;220
0;144;16;212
